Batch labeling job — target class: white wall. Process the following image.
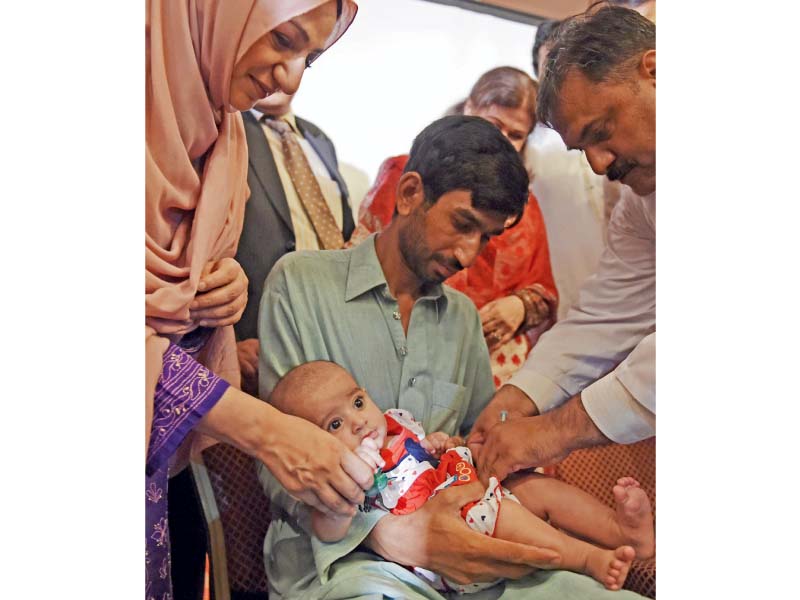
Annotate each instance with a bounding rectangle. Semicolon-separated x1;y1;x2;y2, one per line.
292;0;538;185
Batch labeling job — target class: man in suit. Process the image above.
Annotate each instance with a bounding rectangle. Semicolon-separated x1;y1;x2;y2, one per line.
235;92;355;394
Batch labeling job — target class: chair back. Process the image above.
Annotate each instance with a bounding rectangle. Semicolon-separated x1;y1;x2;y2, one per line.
191;443;272;600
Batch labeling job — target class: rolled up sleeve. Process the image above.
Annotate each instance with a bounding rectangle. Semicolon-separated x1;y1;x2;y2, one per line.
508;190;656;419
581;332;655;443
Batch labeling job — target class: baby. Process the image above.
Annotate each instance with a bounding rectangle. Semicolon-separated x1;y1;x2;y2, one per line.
269;360;654;593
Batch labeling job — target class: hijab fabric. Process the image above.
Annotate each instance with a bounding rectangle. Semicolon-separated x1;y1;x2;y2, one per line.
145;0;357;447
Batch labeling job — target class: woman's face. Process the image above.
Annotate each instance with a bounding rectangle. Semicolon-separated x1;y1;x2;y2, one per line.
464;101;533;153
230;1;339;111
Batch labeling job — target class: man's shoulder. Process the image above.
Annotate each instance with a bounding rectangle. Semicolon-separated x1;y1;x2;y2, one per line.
295;115;329;142
609;187;656;238
267;248;352;289
441;286;481;323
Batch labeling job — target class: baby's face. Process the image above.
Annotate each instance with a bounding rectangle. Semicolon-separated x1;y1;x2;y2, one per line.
306;368;386;451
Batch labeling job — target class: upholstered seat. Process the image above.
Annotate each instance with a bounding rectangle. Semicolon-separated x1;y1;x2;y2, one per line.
549;438;656;598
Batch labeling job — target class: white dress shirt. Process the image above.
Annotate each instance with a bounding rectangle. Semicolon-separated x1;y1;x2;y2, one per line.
509;188;655;444
252;109;344;251
526;125;607;320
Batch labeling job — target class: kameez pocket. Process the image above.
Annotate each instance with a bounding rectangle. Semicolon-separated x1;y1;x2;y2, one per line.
428;380;466;434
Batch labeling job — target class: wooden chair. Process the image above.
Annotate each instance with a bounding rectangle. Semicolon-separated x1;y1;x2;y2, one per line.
548;438;656;598
190;444;272;600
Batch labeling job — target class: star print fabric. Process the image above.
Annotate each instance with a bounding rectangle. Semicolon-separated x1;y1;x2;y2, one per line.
373;410;520;594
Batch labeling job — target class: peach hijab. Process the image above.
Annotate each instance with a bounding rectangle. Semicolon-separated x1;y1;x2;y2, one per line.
145;0;357;446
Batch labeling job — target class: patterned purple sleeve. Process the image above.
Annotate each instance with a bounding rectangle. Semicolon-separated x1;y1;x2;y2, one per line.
146;342;230;475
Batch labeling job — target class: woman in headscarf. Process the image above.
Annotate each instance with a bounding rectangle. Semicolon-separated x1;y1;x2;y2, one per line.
145;1;367;597
349;67;558;389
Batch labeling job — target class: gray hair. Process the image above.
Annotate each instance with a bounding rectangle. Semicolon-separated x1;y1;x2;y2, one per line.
537;4;655;128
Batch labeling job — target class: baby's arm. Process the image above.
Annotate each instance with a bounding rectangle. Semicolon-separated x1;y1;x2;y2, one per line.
311;509;355;542
420;431;464;458
311;437;385;543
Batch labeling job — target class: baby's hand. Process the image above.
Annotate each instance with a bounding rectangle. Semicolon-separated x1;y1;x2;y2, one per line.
420;431;450;458
355;437;385;473
445;435;465;451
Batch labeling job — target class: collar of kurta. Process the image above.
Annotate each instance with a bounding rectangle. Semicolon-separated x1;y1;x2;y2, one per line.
344;234;448;320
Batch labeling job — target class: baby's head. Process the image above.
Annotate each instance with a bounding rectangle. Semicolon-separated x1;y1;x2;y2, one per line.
270;360;387;451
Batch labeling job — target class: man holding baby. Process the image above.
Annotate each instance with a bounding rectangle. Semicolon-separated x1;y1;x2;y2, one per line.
256;114;647;599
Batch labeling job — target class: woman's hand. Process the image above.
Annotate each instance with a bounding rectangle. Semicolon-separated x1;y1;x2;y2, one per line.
363;482;561;583
236;338;260;396
479;295;526;352
261;410;375;515
190;257;248;328
198;390;374;517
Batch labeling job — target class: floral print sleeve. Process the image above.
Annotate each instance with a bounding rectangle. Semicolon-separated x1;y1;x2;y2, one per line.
146;341;230;600
146;342;230;476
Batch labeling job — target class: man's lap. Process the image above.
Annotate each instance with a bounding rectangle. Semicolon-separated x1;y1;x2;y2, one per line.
305;552;647;600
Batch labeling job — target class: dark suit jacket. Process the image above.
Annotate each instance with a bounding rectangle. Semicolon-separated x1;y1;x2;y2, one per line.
234;111;355;341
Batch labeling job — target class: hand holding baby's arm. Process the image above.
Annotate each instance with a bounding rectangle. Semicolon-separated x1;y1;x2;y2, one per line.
312;437;385;542
355;437;385;471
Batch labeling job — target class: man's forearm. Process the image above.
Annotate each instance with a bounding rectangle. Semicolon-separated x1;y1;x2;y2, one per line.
551;393;611;453
498;383;541;416
362;513;417;566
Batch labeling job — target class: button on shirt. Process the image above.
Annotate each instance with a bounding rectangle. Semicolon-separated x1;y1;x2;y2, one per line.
253;109;344;251
256;234;495;598
509;189;655;444
258;234;494;433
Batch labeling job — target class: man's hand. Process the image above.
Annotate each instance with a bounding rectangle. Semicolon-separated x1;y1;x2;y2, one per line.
479;295;526;352
190;257;248;327
236;338;259;395
467;385;538;461
363;482;560;584
476;394;611;482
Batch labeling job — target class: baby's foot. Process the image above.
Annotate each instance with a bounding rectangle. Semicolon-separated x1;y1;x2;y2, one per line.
586;546;635;591
612;477;655;559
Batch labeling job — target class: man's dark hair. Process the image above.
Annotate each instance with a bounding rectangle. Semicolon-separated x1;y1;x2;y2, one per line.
537;4;655;127
532;19;560;78
403;115;529;222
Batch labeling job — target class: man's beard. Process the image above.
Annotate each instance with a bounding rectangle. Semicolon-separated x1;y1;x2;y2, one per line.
606;158;637;183
398;208;443;286
398;205;466;285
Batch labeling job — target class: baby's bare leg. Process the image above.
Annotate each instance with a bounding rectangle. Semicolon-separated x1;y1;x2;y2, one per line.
496;499;634;590
505;473;654;559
